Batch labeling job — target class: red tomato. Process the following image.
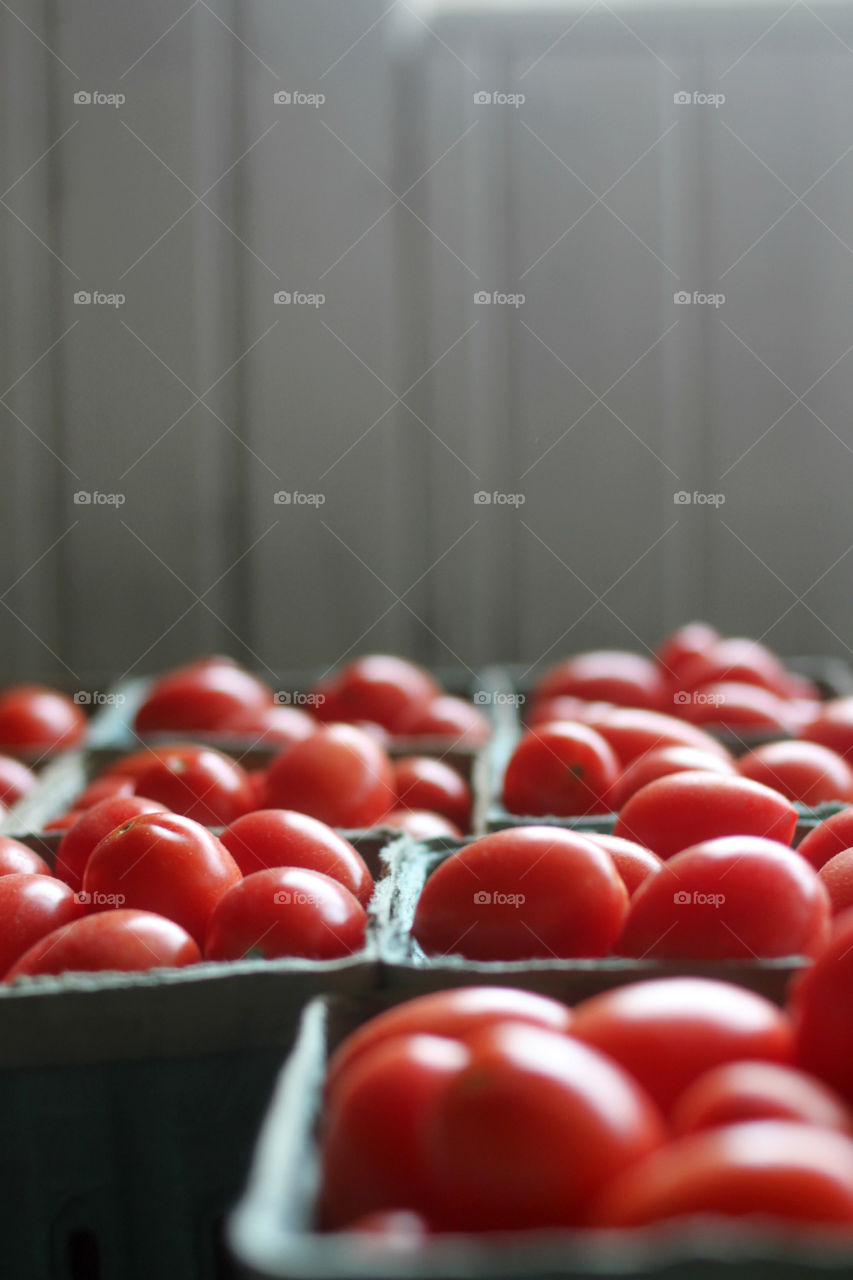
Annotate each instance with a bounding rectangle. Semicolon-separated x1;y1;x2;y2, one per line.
526;697;614;727
671;1061;853;1135
655;622;720;678
579;707;732;768
571;978;794;1114
411;827;628;961
532;651;668;711
792;911;853;1103
425;1023;665;1230
401;695;490;747
617;836;830;960
583;833;664;897
673;638;792;696
0;838;51;878
613;771;797;860
800;698;853;761
320;1034;470;1228
134;657;272;734
313;657;439;735
0;685;86;757
380;809;461;840
54;795;167;892
392;757;471;831
0;874;83;976
738;741;853;806
74;775;136;808
44;811;84;832
614;745;736;809
264;725;395;829
83;813;241;945
675;681;793;733
214;703;315;750
502;722;620;817
218;810;373;907
204;867;366;961
590;1121;853;1227
798;808;853;870
102;748;169;782
818;849;853;915
131;744;253;826
0;755;37;806
246;769;267;809
6;909;200;979
327;986;573;1096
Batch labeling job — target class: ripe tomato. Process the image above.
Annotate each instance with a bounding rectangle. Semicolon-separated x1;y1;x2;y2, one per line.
579;707;732;768
131;743;253;826
792;911;853;1103
425;1023;665;1230
214;703;315;749
673;638;792;696
0;874;83;976
401;695;490;747
532;651;668;712
392;757;471;831
617;837;830;960
583;833;663;897
738;741;853;806
0;838;51;878
6;909;200;979
671;1061;852;1135
0;685;86;757
798;808;853;870
411;827;628;961
380;809;461;839
655;622;720;678
218;810;373;907
800;698;853;761
327;986;573;1095
614;745;736;809
675;681;793;733
83;813;241;945
74;775;136;808
0;755;37;806
526;697;614;728
320;1033;469;1228
54;795;167;892
613;771;797;860
264;725;395;829
204;867;366;961
502;722;620;817
313;657;439;735
571;978;794;1113
818;849;853;915
134;656;272;734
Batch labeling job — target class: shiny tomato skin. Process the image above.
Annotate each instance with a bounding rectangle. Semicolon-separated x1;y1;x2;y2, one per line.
655;622;720;678
401;695;490;747
583;833;664;897
74;775;136;808
313;657;439;735
580;707;732;768
671;1061;853;1136
320;1033;470;1228
800;698;853;761
0;755;37;806
738;741;853;806
327;986;573;1096
6;909;200;979
264;725;395;829
798;808;853;870
792;911;853;1103
526;697;614;727
204;867;366;961
614;745;736;809
219;809;373;906
589;1121;853;1227
571;978;794;1114
676;681;793;732
818;849;853;915
613;771;797;860
411;827;628;961
213;703;315;749
0;874;83;976
673;639;791;696
393;757;471;830
132;744;253;826
134;657;272;734
0;839;52;878
55;795;167;892
0;685;86;757
425;1023;665;1231
380;809;461;839
618;837;830;961
83;813;241;945
502;722;620;817
532;651;668;712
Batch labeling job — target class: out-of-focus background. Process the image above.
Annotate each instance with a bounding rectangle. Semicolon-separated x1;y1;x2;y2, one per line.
2;0;853;685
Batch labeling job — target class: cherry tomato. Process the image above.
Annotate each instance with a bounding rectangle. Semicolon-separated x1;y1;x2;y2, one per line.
401;695;490;747
264;725;395;829
655;622;720;678
579;707;732;768
671;1061;852;1135
617;836;830;960
0;837;52;878
583;833;664;896
798;808;853;870
0;874;83;976
320;1034;470;1228
532;651;668;711
526;697;614;728
0;685;86;757
673;638;792;696
425;1023;665;1230
614;745;736;809
218;810;373;907
74;775;136;808
738;741;853;806
818;849;853;915
613;771;797;860
676;681;793;733
83;813;241;945
792;911;853;1103
502;722;620;817
131;743;253;826
392;757;471;831
214;703;315;750
411;827;628;961
6;909;200;979
590;1121;853;1227
313;657;439;735
800;698;853;761
571;978;794;1114
55;795;167;892
134;656;272;734
380;809;461;840
0;755;37;806
204;867;366;961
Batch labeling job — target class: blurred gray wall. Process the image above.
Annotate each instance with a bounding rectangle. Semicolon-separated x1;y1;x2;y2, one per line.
2;0;853;685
